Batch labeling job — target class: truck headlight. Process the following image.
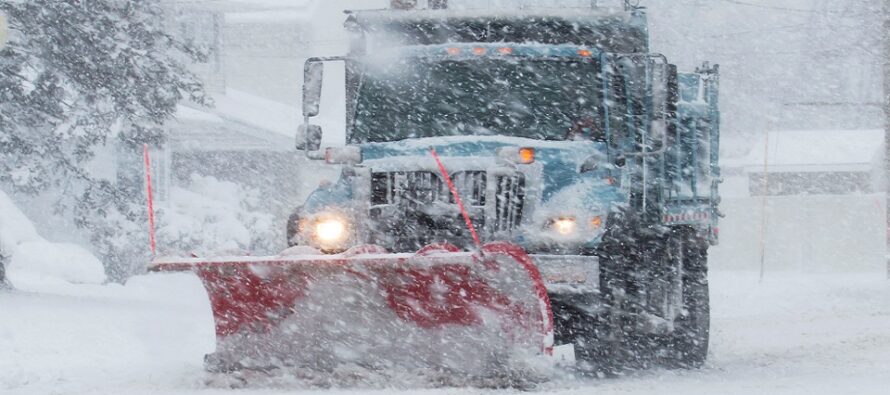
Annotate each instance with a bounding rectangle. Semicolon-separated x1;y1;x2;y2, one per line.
551;217;577;236
547;215;605;237
305;214;352;251
315;218;347;243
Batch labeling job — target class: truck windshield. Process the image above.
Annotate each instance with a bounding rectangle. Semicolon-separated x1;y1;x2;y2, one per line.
351;58;602;143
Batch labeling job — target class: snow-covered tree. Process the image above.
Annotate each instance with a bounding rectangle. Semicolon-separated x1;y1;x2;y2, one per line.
0;0;208;280
157;175;278;257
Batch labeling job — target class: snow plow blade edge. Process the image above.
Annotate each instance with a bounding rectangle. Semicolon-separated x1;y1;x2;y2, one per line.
149;242;554;375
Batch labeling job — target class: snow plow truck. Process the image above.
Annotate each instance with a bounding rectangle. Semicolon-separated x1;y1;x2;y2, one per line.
152;0;721;378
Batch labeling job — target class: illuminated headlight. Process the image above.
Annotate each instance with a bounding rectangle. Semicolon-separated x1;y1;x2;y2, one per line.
315;219;347;243
302;214;352;251
551;217;578;236
547;215;605;237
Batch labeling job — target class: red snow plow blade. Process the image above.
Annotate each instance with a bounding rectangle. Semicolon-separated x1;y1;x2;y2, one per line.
150;242;553;375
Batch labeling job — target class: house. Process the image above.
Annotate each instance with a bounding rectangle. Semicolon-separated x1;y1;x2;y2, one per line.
712;129;886;272
743;129;884;196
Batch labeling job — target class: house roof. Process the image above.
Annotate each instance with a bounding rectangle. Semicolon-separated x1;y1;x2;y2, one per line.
224;10;314;23
741;129;884;173
172;89;299;152
167;0;317;23
167;0;313;12
212;89;299;138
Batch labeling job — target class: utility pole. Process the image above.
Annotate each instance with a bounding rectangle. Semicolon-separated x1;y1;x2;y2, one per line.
0;246;8;289
882;0;890;277
0;11;7;290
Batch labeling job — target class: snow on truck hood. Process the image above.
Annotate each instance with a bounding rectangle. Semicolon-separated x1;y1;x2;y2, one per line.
360;135;611;200
362;135;601;163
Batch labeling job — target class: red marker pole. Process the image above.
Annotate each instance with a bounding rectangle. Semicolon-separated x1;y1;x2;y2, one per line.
143;144;157;256
430;147;482;251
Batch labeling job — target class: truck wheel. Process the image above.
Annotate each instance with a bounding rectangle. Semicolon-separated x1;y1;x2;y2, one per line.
574;209;639;375
663;229;710;368
553;302;638;377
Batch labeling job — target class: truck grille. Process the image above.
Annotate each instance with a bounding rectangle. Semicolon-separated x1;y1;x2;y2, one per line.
451;171;487;206
370;171;486;207
493;174;525;231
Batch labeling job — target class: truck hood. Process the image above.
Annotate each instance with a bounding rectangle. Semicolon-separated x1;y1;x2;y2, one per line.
360;135;609;200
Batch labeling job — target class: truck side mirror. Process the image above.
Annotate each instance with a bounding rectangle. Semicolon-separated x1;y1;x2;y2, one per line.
296;124;323;152
303;61;324;118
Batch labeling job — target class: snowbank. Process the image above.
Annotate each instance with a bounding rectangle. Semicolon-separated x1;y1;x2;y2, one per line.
8;242;107;288
157;175;277;256
0;272;215;394
0;190;106;287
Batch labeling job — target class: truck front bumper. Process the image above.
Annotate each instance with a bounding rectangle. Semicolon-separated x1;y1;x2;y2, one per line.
530;254;600;295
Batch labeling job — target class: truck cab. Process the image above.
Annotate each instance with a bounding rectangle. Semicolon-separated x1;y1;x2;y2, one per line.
289;3;720;372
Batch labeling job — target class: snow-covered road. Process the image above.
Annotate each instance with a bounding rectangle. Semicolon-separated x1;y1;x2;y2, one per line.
2;270;888;395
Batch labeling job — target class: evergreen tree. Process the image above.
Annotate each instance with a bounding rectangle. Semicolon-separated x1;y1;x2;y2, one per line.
0;0;208;280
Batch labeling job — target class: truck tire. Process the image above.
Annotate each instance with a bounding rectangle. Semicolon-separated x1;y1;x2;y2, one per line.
663;229;710;368
550;295;608;374
554;208;639;375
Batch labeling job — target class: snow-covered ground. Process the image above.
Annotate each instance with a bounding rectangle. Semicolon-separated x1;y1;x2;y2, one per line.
2;269;888;395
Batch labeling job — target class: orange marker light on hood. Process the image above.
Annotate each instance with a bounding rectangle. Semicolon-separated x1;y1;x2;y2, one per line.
518;147;535;164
